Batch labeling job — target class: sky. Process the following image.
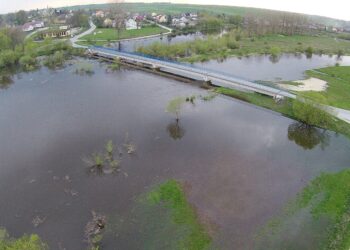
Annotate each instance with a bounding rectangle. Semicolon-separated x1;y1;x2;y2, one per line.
0;0;349;21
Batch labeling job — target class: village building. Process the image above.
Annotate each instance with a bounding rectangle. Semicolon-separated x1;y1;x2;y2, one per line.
22;20;45;32
95;10;105;18
125;18;139;30
39;27;71;39
103;18;113;28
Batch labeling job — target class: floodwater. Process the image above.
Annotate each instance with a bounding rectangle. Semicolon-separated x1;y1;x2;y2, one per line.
196;53;350;81
0;60;349;249
114;32;204;52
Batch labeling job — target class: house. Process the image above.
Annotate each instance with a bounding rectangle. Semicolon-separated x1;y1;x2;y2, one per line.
157;15;168;23
32;21;44;28
22;22;34;32
95;10;105;18
59;25;69;30
103;18;113;27
39;28;71;39
22;20;45;32
125;18;139;30
134;15;145;22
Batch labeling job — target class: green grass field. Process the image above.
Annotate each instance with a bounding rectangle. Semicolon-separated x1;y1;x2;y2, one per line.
297;66;350;110
80;26;167;41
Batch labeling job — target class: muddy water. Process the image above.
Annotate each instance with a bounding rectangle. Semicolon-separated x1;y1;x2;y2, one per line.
0;60;349;249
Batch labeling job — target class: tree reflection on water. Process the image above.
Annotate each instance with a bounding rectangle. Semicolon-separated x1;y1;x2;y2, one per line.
167;120;185;140
288;122;330;150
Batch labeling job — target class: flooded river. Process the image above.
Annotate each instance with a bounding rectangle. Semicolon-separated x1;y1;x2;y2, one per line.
0;60;349;249
196;53;350;81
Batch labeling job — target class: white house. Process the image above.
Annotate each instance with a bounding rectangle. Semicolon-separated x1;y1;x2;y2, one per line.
22;21;45;32
22;23;34;32
125;19;139;30
157;15;168;23
103;18;113;27
95;10;105;18
32;21;44;28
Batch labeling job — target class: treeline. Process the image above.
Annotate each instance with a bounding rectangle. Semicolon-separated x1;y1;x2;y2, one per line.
244;11;312;36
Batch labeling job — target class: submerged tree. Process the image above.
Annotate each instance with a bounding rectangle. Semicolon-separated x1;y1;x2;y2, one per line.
166;97;186;122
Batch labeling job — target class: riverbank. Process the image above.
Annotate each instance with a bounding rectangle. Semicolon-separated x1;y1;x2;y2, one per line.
137;32;350;63
293;66;350;110
215;86;350;139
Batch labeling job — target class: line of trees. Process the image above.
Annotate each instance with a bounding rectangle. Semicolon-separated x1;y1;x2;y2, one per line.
244;11;311;36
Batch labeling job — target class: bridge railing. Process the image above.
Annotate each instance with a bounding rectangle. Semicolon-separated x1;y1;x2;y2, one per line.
91;46;287;91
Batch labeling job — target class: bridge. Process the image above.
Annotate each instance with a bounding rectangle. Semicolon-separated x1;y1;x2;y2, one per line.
88;46;296;99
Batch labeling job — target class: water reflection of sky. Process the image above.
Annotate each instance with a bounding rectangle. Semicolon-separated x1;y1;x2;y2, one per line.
0;61;349;249
197;54;350;81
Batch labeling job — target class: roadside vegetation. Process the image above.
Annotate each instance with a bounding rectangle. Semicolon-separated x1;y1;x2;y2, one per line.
0;228;47;250
296;66;350;110
215;87;350;139
137;32;350;62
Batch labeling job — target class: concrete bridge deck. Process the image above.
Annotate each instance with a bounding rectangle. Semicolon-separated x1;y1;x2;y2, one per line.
89;46;296;99
88;46;350;124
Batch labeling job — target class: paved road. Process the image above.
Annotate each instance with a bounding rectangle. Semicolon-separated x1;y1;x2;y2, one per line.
330;107;350;123
90;46;296;99
70;19;96;48
90;46;350;124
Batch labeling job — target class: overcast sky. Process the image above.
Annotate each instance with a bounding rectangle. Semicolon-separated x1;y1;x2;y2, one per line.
0;0;349;21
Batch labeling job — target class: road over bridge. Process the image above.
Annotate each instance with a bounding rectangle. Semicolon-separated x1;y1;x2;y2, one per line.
88;46;350;124
89;46;296;99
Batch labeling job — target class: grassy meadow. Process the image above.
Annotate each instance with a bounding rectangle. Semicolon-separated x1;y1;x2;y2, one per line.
297;66;350;110
80;26;167;41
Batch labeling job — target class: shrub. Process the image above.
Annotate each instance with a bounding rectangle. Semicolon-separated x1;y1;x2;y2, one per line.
75;62;94;75
292;99;333;127
227;40;239;49
0;50;18;68
0;228;47;250
270;46;281;57
44;50;65;68
19;55;37;70
305;46;313;55
337;49;344;57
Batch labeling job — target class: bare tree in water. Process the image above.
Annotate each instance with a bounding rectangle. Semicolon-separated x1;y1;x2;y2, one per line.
110;0;126;49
